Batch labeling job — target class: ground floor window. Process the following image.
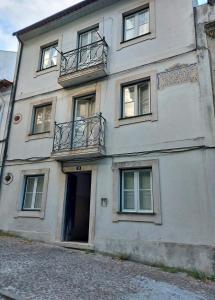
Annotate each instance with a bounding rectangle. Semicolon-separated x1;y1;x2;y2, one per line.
121;168;153;213
112;159;161;224
15;168;49;219
22;175;45;210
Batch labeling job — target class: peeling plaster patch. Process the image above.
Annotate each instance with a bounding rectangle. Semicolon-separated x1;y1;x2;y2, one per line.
157;64;199;90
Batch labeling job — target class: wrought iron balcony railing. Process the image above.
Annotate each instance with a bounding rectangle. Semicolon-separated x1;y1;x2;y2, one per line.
60;39;108;76
53;113;105;153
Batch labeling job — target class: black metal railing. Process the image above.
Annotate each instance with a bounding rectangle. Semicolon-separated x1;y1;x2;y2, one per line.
60;39;108;76
53;113;106;153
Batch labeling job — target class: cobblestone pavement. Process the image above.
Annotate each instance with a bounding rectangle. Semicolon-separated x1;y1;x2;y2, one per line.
0;237;215;300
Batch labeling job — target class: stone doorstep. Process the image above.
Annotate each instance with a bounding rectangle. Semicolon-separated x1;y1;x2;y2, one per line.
0;289;25;300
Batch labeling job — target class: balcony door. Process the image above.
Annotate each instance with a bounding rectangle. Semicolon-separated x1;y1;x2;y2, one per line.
78;28;99;68
73;95;95;149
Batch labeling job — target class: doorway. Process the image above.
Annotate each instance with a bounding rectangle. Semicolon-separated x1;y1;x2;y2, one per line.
63;172;91;242
73;95;95;149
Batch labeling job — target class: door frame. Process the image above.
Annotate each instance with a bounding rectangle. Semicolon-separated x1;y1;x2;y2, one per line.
72;94;96;149
56;164;97;249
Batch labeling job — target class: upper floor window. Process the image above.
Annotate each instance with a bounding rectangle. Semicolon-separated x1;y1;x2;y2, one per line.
121;168;153;213
40;44;58;70
22;175;44;211
123;7;150;42
78;27;99;65
32;104;52;134
122;79;150;118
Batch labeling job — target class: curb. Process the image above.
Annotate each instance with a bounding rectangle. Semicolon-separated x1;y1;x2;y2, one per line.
0;289;25;300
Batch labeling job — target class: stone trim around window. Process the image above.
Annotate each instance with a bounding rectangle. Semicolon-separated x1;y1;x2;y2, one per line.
25;96;57;142
112;159;162;224
15;168;50;219
116;0;156;50
115;70;158;127
33;36;62;78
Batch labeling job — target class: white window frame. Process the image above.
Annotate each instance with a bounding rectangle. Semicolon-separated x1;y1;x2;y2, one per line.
121;169;153;214
15;169;50;219
32;103;52;135
112;159;161;224
116;0;156;50
40;43;58;70
124;7;150;42
115;70;157;127
122;80;151;118
22;175;44;211
78;27;100;68
26;97;56;142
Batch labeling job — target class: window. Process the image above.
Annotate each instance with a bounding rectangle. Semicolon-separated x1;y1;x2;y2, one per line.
22;175;44;211
32;104;52;134
123;8;150;42
78;27;99;65
40;44;58;70
121;169;153;213
122;80;150;118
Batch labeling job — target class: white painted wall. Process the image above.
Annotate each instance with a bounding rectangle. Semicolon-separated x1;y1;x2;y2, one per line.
0;0;215;274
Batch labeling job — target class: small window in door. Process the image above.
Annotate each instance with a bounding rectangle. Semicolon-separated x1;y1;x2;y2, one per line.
78;28;100;67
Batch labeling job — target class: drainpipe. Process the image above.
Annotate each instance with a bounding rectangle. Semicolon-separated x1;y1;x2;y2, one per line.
0;36;23;191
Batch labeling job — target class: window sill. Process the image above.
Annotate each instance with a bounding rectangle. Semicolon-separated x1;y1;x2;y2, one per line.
34;65;59;78
121;32;151;44
117;31;155;51
119;113;152;121
25;131;52;142
118;211;155;216
115;113;157;127
14;210;45;219
113;211;161;224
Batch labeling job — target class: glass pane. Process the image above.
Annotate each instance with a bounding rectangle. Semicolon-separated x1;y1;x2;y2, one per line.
124;86;135;117
124;102;135;117
76;100;89;119
23;193;33;209
80;32;88;47
124;191;135;210
91;29;99;43
139;10;149;25
51;47;57;66
90;46;98;60
34;193;42;209
138;82;150;115
44;106;51;132
125;15;135;40
139;170;151;189
42;49;51;69
125;28;136;41
125;16;135;30
139;23;150;36
123;172;134;189
79;49;88;63
36;176;44;193
34;107;44;133
26;177;35;193
139;190;152;211
124;86;135;103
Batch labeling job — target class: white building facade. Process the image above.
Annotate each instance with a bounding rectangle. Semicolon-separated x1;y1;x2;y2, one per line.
0;0;215;274
0;50;16;175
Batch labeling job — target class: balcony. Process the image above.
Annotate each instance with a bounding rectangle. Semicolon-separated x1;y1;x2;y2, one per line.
58;39;108;87
52;114;106;161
